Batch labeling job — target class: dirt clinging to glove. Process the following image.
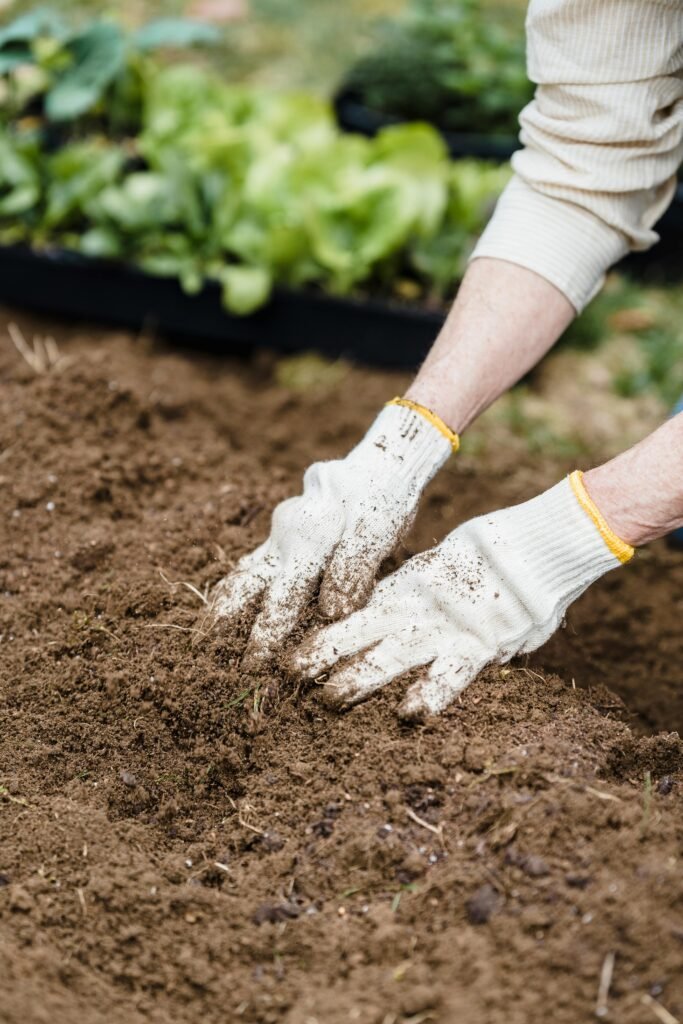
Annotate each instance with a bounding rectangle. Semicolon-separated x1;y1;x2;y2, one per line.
1;312;683;1024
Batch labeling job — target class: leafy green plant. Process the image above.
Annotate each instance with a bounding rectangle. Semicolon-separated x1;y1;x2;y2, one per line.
0;43;510;315
560;277;683;405
0;9;220;125
0;8;65;73
341;0;533;136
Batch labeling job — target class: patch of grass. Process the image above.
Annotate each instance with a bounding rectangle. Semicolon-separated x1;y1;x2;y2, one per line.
562;276;649;352
274;352;349;393
391;881;419;913
338;886;363;899
501;388;587;458
615;325;683;406
563;275;683;406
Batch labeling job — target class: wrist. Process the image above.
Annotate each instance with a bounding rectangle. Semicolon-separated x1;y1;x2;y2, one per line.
497;475;631;593
358;399;458;487
584;463;666;548
582;415;683;547
403;382;473;437
466;474;633;610
578;467;644;548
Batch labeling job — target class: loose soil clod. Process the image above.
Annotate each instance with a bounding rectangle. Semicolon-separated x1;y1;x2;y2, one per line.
1;310;683;1024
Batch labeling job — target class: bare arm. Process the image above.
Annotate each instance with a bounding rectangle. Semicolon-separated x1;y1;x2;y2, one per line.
408;0;683;544
406;257;574;434
585;415;683;547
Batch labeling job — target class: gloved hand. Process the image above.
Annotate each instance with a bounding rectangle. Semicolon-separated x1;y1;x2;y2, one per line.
292;472;634;719
211;398;459;668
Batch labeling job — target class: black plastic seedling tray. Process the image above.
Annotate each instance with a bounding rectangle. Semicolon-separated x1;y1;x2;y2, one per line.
0;245;446;369
333;88;520;162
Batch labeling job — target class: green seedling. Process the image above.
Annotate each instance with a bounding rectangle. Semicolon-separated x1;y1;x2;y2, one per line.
223;688;251;712
391;881;419;913
640;770;653;838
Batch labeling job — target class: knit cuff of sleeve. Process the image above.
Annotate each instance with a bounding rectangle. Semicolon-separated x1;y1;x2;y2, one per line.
351;401;455;489
469;175;630;313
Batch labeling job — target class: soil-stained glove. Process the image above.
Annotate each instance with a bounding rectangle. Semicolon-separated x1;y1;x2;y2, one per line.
292;472;634;719
211;399;459;668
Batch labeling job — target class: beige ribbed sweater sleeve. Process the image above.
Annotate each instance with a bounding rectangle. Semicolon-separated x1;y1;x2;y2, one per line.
471;0;683;312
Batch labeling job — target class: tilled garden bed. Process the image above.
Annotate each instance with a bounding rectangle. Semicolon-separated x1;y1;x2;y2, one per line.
1;309;682;1024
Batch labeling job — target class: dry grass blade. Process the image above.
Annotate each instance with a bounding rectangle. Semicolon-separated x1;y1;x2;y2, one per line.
584;786;622;803
0;784;30;807
406;807;446;848
7;322;72;374
226;795;266;836
595;950;615;1018
0;443;16;465
8;321;44;372
141;623;209;638
158;568;210;606
641;994;680;1024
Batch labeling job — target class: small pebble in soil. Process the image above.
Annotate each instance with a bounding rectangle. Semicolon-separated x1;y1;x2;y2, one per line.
505;847;549;878
657;776;675;795
463;740;489;772
259;830;285;852
119;770;138;788
252;901;301;925
0;873;10;887
465;884;501;925
9;886;33;913
566;873;591;889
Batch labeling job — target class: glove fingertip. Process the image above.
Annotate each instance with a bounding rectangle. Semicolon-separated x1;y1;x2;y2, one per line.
318;578;367;621
397;697;430;725
320;680;358;710
283;648;311;679
241;619;284;672
317;588;353;621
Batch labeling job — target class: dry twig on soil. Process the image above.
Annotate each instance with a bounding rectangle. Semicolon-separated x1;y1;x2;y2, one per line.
642;994;680;1024
595;950;615;1018
406;807;446;849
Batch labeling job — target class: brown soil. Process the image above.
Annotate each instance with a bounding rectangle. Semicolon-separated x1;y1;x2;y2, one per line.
1;309;682;1024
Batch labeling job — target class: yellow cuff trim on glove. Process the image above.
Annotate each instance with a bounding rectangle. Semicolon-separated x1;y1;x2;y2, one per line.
569;470;634;564
387;397;460;453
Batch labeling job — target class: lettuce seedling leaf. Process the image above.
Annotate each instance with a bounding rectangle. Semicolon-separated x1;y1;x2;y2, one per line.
219;264;272;315
45;22;126;121
133;18;221;52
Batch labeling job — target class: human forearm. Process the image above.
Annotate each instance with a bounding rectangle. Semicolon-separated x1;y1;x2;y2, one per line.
406;257;574;434
473;0;683;313
584;414;683;547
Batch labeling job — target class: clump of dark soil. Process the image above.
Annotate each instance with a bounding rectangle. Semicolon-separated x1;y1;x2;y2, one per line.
1;310;682;1024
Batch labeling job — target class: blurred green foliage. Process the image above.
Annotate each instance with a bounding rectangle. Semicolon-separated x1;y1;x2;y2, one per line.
564;277;683;406
2;0;405;95
0;10;219;124
0;16;510;315
1;0;681;411
342;0;532;134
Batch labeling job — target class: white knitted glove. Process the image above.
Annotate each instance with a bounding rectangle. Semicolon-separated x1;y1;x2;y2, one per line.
292;472;634;719
211;399;458;668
